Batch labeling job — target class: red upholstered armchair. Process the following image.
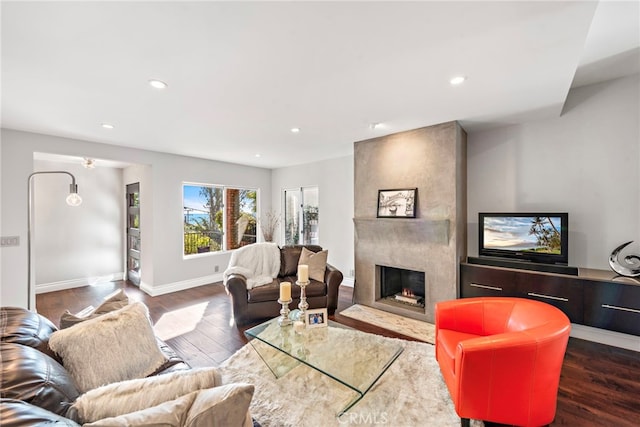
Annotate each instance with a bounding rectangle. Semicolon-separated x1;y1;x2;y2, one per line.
435;297;571;427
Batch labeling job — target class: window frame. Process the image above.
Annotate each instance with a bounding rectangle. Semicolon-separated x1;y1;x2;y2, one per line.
182;182;259;258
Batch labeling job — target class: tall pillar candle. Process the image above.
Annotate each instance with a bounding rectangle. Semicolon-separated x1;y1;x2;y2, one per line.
298;264;309;282
280;282;291;301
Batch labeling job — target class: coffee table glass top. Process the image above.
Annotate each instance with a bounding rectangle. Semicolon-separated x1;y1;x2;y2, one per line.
244;317;404;415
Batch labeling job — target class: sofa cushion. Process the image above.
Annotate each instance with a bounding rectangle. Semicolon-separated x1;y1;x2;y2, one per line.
48;302;167;393
59;289;129;329
69;367;222;423
279;245;322;277
298;247;328;282
248;278;326;303
0;398;81;427
0;306;60;361
0;343;80;416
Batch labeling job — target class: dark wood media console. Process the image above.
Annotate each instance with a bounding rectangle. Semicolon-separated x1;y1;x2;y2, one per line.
460;261;640;337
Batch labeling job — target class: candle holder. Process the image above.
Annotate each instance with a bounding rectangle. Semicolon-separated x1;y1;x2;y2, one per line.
295;280;310;323
277;298;292;327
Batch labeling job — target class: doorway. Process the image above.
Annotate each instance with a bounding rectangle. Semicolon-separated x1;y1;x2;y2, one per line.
283;186;319;245
126;183;141;286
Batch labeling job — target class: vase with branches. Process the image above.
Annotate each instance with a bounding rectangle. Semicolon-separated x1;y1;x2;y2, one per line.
261;210;280;242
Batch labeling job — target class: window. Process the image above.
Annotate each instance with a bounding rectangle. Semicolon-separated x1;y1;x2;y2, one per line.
183;184;257;256
284;186;319;245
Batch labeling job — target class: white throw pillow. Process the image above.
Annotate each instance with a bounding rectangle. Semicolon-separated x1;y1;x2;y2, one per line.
82;384;254;427
70;367;222;423
298;247;328;282
82;392;197;427
59;289;129;329
48;302;167;393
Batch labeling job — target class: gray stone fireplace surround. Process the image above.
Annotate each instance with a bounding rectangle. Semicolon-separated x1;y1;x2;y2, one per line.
353;121;467;323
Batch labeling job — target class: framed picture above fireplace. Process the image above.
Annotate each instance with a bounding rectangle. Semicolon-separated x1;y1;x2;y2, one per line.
377;188;417;218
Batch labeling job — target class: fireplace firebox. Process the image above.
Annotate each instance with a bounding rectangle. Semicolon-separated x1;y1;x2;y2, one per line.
377;265;425;311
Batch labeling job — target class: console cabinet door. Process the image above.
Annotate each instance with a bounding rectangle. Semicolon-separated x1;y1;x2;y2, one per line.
583;281;640;336
515;273;583;323
460;264;518;298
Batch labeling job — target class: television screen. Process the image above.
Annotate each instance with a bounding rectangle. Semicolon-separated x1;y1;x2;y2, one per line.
479;213;569;265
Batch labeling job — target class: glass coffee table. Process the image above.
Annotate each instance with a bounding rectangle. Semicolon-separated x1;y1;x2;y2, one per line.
244;317;404;416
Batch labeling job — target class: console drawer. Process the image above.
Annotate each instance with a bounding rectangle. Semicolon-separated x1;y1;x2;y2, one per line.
583;281;640;336
460;264;518;298
515;274;583;323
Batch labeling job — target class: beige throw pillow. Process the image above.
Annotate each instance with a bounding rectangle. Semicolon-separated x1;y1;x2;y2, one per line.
60;289;129;329
298;247;328;282
48;302;167;393
184;383;255;427
70;367;222;423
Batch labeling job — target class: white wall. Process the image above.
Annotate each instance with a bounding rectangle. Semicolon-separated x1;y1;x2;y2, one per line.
0;129;272;308
467;74;640;270
272;156;354;284
33;159;124;291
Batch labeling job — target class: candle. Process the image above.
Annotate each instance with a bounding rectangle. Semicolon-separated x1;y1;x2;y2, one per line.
294;321;305;333
298;264;309;282
280;281;291;301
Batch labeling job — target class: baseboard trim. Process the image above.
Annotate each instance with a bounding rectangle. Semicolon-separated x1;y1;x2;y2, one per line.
140;273;223;297
342;277;355;288
36;272;126;294
570;323;640;352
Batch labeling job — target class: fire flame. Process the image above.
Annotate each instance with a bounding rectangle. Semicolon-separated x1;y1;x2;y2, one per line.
402;288;415;297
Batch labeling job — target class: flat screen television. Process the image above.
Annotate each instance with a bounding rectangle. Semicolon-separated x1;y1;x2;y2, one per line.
479;212;569;265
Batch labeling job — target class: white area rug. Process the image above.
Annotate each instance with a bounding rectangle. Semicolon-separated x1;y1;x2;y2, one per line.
219;328;466;427
339;304;436;343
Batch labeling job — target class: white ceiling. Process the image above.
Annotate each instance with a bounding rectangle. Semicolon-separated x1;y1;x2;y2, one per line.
2;1;639;169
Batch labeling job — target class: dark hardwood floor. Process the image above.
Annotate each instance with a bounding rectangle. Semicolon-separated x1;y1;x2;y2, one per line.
37;281;640;426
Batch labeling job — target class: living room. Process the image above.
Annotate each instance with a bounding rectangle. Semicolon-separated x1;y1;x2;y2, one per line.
1;1;639;426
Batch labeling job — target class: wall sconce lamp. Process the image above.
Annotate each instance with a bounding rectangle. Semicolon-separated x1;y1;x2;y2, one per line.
27;171;82;310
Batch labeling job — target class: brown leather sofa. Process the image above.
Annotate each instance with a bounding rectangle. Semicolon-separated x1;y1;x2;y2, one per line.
226;245;343;325
0;306;188;426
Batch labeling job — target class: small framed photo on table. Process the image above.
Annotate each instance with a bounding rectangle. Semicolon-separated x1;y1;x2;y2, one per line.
306;308;328;329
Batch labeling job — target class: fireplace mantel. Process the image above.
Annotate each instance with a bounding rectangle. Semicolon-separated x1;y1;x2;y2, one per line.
353;217;450;245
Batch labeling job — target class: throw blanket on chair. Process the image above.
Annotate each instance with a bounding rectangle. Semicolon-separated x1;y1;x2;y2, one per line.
223;242;281;290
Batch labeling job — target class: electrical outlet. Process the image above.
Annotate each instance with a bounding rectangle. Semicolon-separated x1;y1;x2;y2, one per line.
214;265;219;273
0;236;20;247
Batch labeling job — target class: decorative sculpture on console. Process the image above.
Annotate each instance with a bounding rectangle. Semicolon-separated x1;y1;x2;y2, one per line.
608;241;640;277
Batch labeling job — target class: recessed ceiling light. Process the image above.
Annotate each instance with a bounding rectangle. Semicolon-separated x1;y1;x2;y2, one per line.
255;153;262;158
83;158;96;169
370;122;382;130
101;123;114;129
148;79;168;89
290;127;300;133
450;76;466;86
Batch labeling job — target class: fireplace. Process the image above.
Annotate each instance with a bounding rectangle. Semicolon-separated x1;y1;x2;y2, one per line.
353;122;467;323
377;265;425;312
